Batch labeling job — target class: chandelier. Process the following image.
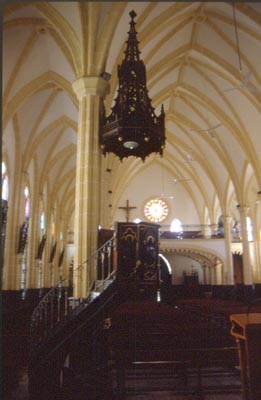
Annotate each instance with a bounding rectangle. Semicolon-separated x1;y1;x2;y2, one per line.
100;10;165;161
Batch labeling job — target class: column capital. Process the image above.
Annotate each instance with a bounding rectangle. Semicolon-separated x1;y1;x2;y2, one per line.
221;215;232;223
72;77;109;100
237;205;249;215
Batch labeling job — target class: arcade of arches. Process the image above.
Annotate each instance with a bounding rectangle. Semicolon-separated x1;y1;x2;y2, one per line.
2;2;261;297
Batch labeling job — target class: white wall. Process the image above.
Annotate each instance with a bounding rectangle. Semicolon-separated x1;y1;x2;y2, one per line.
114;162;200;225
162;252;203;284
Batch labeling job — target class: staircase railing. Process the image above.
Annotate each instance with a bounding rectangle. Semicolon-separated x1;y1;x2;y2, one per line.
30;234;117;355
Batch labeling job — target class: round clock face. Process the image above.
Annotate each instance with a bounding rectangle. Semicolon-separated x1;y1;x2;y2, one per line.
144;199;168;222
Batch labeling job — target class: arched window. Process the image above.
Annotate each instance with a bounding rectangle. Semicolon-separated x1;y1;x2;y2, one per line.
37;199;46;290
20;185;30;297
217;215;224;236
40;212;45;231
2;161;8;200
50;206;56;242
60;231;63;248
24;186;30;219
246;217;253;242
51;221;55;238
170;218;183;233
49;212;57;286
2;162;8;253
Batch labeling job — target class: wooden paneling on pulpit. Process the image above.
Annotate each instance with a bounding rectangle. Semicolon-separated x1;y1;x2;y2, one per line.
116;222;160;298
230;313;261;400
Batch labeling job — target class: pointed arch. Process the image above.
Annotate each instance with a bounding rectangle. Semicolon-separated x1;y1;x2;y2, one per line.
3;71;77;129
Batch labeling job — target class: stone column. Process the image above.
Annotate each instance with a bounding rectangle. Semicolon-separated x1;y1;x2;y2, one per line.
209;265;212;285
221;215;234;284
252;196;261;282
202;263;207;284
215;259;223;285
44;204;52;289
212;262;218;285
204;265;210;285
2;167;24;290
210;223;218;237
27;180;42;290
238;206;253;285
72;77;109;299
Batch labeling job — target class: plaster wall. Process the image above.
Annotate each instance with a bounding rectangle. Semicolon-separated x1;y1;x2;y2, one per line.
114;162;200;225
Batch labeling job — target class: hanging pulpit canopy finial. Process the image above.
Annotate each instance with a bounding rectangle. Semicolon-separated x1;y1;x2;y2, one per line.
100;10;165;161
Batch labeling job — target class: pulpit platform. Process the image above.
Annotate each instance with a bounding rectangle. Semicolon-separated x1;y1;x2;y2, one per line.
116;222;160;301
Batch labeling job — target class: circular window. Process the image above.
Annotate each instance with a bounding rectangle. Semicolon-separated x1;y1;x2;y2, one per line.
144;199;168;223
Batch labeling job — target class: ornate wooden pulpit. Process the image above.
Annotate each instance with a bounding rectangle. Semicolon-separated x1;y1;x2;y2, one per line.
230;313;261;400
116;222;160;299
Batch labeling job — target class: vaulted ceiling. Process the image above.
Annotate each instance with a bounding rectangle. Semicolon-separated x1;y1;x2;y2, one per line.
2;2;261;228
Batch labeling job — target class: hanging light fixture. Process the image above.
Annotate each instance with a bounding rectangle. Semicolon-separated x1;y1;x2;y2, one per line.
100;10;165;161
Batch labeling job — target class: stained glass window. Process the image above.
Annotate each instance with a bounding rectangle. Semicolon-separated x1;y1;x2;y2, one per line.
24;186;30;219
144;199;168;222
2;162;8;200
40;212;45;230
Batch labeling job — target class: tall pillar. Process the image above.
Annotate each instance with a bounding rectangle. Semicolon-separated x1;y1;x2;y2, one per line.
72;77;109;298
210;266;214;285
202;263;207;284
221;215;234;284
2;168;23;290
215;259;223;285
238;206;253;285
252;197;261;282
27;187;42;290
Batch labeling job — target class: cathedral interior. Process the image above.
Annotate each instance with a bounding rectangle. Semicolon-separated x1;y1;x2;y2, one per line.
2;2;261;399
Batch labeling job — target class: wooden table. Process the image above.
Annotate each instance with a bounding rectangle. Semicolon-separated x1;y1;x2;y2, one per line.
230;313;261;400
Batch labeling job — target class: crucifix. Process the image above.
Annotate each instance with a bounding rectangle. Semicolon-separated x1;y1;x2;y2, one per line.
118;200;137;222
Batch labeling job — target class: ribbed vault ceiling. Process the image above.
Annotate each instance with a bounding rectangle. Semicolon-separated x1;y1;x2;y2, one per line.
2;2;261;228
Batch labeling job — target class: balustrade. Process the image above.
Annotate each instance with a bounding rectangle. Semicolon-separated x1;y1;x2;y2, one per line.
30;235;116;355
159;223;242;241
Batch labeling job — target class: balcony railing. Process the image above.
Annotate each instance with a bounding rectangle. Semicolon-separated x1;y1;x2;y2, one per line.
159;224;242;242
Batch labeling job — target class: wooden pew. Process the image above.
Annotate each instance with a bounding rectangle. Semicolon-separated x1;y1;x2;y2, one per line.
108;301;238;398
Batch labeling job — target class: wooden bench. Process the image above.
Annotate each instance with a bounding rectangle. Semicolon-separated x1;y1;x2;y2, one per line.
108;306;238;398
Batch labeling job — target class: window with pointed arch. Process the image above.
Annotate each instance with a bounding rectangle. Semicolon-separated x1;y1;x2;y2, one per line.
50;206;56;241
51;220;55;240
24;186;30;220
2;161;8;201
170;218;183;233
2;161;8;252
246;217;253;242
40;211;45;232
20;186;30;293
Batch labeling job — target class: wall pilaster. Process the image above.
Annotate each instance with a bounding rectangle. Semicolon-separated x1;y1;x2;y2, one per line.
238;206;253;284
221;215;234;284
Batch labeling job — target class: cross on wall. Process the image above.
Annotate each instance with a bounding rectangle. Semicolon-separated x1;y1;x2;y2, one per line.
118;200;137;222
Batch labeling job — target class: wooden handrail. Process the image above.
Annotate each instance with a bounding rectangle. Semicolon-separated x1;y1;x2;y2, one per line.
30;234;117;355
